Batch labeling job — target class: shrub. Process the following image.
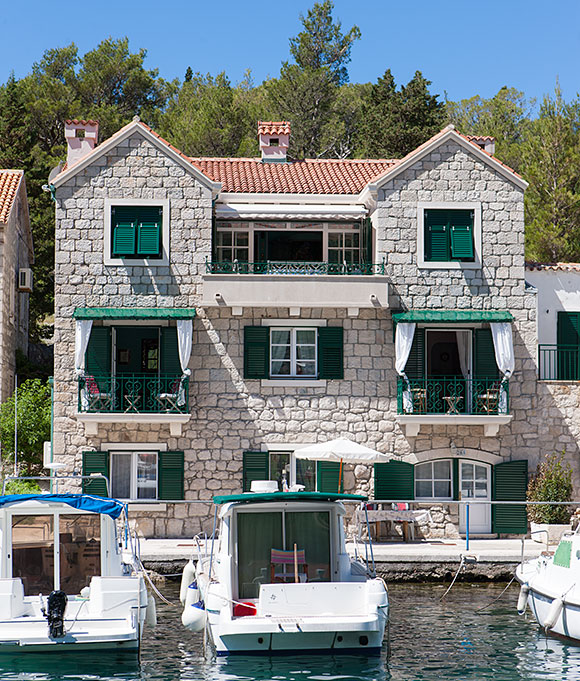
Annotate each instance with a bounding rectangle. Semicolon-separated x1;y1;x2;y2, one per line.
527;451;573;524
3;479;42;494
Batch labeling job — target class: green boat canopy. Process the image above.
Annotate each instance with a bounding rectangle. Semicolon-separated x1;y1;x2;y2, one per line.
392;310;514;324
213;492;367;505
73;307;196;320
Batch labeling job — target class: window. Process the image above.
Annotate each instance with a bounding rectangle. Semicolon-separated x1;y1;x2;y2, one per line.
244;325;343;381
328;231;360;265
270;328;317;377
216;230;249;263
424;209;474;262
111;206;162;259
415;460;452;499
110;451;158;499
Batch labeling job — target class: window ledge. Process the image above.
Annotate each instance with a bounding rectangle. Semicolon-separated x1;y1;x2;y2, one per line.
76;412;191;437
127;503;167;512
396;414;513;437
261;379;327;388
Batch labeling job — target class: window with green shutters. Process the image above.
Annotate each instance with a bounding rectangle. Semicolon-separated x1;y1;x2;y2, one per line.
424;209;475;263
243;326;343;380
111;206;163;259
82;451;110;496
374;461;414;501
492;460;528;534
557;311;580;380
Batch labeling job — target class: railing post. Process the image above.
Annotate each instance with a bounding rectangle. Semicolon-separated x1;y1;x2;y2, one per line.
465;503;470;551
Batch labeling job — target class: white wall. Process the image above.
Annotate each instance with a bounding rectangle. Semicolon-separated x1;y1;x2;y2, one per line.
526;269;580;345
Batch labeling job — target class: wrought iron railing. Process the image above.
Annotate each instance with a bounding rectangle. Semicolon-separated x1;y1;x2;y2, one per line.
396;376;509;415
78;373;189;414
205;259;385;275
538;344;580;380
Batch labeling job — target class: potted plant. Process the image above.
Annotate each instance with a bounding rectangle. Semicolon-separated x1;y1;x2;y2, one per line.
527;451;573;544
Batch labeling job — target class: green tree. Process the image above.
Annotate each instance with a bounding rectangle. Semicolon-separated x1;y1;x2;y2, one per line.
289;0;361;86
522;84;580;262
0;379;51;475
357;70;446;158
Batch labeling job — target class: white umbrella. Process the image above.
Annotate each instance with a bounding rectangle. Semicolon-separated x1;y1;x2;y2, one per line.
294;438;392;491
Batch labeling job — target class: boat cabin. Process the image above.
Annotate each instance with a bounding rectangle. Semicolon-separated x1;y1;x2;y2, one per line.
0;497;123;596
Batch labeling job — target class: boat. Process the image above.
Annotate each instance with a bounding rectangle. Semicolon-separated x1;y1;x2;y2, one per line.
0;488;153;652
516;529;580;641
180;485;389;656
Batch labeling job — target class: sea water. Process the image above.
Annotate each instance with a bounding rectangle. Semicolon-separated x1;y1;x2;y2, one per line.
0;582;579;681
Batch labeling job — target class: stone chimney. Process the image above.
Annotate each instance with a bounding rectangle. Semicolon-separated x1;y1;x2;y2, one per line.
468;135;495;156
65;119;99;167
258;121;290;162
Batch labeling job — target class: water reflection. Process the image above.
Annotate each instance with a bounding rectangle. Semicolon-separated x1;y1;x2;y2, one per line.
2;583;580;681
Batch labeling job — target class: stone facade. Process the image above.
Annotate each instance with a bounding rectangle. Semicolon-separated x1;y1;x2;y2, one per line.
51;123;578;540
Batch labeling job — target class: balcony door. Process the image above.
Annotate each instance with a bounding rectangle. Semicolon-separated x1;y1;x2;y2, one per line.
114;327;160;376
254;230;323;263
459;461;491;533
426;330;471;414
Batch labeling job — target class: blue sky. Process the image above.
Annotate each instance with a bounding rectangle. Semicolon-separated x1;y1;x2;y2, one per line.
2;0;578;106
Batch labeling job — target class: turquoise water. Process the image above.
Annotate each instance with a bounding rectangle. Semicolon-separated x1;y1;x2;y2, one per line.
1;582;580;680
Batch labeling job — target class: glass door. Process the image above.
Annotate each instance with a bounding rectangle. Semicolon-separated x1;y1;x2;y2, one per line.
459;462;491;533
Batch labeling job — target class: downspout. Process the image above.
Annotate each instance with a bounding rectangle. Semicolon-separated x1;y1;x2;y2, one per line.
48;376;54;493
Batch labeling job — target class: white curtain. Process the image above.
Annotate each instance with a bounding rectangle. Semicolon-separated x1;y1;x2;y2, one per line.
176;320;193;376
395;323;416;413
490;322;515;414
75;320;93;411
455;331;470;378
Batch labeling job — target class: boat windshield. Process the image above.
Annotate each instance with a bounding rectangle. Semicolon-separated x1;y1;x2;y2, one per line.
237;510;331;599
11;512;101;595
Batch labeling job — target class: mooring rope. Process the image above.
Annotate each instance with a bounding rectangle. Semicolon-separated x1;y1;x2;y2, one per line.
440;556;466;601
137;557;175;606
475;576;516;612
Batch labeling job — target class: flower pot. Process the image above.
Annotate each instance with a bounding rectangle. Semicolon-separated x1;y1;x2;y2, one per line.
530;522;572;545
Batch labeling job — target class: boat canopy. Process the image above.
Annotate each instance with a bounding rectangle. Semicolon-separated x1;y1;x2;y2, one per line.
0;494;125;519
213;491;367;505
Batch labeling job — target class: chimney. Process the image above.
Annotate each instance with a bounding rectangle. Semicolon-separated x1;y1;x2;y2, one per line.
65;119;99;167
468;135;495;156
258;121;290;162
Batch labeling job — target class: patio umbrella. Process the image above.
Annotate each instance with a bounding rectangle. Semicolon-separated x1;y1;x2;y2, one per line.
294;438;392;492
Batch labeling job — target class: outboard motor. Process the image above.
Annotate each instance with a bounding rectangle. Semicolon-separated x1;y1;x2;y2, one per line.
42;590;68;638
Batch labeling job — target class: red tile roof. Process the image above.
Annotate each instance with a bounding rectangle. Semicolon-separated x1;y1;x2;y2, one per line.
65;119;99;126
526;262;580;272
466;135;495;142
190;157;397;194
0;170;23;223
258;121;291;136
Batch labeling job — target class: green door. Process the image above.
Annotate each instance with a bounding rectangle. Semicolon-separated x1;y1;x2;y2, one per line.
557;312;580;380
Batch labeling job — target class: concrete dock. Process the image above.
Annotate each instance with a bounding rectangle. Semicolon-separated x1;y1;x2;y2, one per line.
139;537;547;581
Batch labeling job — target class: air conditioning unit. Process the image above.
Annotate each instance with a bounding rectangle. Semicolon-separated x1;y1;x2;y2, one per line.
18;268;32;292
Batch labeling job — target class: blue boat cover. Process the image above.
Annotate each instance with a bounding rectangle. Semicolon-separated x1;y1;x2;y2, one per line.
0;494;125;519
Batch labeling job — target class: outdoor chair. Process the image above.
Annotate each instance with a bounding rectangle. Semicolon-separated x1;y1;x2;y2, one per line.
83;374;113;412
157;375;187;412
270;548;308;583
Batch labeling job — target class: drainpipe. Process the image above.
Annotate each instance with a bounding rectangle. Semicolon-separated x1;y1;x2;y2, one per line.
48;376;54;492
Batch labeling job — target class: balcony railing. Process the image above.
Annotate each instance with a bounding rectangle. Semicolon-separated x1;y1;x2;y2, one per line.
205;259;385;275
396;376;509;415
539;344;580;380
78;373;189;414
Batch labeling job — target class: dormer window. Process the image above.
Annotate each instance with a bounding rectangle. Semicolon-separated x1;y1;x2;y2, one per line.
269;138;279;147
258;122;290;162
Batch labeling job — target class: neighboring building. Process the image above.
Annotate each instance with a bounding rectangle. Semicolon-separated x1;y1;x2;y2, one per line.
0;170;33;401
51;117;543;538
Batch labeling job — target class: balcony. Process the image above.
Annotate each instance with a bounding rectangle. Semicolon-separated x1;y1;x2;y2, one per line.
201;260;390;313
539;345;579;380
395;376;512;437
76;373;191;436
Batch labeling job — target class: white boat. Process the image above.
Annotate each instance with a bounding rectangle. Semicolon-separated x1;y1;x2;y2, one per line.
516;529;580;641
180;487;388;656
0;490;152;652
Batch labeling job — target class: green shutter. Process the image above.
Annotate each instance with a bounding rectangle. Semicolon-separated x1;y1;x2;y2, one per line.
557;311;580;380
112;207;136;256
492;460;528;534
82;451;109;496
450;225;474;260
244;327;269;379
137;207;162;257
374;461;414;501
405;328;425;380
316;461;344;493
243;451;269;492
318;327;344;379
85;327;112;375
361;217;373;264
474;328;499;379
158;451;185;500
161;327;181;375
452;458;460;501
425;211;449;262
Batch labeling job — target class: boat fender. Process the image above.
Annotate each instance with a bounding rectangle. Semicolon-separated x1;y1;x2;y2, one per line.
184;581;200;607
544;597;564;630
180;561;196;605
517;585;530;615
181;600;207;632
146;594;157;628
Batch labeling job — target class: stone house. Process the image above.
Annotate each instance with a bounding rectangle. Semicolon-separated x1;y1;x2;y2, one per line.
0;170;33;402
50;117;546;538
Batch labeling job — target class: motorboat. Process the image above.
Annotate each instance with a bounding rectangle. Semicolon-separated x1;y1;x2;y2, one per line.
516;529;580;641
180;485;388;656
0;490;152;652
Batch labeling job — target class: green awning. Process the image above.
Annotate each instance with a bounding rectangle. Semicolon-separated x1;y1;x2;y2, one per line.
73;307;196;320
392;310;514;324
